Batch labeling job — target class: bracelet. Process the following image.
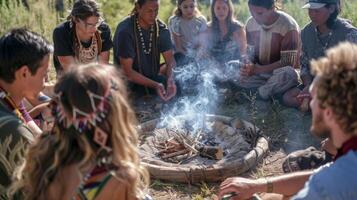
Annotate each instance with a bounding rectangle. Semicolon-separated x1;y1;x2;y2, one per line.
265;177;273;193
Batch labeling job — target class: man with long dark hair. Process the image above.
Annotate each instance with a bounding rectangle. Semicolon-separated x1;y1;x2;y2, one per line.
283;0;357;111
113;0;177;101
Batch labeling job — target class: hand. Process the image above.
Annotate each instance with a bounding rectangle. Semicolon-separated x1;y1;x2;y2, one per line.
321;138;337;156
218;177;264;200
155;83;166;101
164;78;177;101
297;86;311;112
240;63;255;77
296;86;310;102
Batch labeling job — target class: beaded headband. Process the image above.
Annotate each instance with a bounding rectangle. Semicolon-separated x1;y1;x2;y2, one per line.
53;79;118;133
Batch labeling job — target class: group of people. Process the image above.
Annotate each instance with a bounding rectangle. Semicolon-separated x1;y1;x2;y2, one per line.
0;0;357;199
54;0;357;110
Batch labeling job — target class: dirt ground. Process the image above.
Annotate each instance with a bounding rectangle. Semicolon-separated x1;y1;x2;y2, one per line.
133;89;318;200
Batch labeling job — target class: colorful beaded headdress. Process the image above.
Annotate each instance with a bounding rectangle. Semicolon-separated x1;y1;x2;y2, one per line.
52;79;118;134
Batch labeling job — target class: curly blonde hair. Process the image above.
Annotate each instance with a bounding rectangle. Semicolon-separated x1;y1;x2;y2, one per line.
10;64;149;200
311;42;357;136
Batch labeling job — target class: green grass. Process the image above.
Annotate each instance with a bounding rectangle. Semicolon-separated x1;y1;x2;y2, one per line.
2;0;356;41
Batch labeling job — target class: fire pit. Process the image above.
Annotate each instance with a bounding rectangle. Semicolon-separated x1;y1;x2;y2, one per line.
138;114;269;183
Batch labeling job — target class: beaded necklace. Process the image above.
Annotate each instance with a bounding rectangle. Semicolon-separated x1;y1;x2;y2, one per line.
0;86;25;122
315;27;333;51
136;18;154;55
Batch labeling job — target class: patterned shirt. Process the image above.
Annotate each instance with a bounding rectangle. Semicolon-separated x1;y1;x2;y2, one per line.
246;11;300;65
0;99;33;199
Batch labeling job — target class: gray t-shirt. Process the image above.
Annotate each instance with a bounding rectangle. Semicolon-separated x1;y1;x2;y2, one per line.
113;15;173;78
300;18;357;79
168;15;207;55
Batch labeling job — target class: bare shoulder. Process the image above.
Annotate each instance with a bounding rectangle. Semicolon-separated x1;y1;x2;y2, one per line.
96;176;136;200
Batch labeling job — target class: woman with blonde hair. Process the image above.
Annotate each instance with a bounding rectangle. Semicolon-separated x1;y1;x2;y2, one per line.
11;64;150;200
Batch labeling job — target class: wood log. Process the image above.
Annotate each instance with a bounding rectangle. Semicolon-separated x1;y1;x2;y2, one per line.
161;149;190;159
197;145;224;160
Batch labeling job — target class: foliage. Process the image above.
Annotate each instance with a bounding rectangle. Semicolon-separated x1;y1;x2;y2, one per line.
1;0;357;42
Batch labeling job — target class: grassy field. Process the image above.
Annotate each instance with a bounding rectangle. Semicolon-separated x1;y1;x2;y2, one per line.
0;0;356;199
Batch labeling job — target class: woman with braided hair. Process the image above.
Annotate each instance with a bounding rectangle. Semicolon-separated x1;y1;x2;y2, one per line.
53;0;113;75
113;0;177;101
10;64;150;200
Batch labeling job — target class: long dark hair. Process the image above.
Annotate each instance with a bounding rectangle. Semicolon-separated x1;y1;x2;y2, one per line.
210;0;242;39
67;0;101;21
325;1;341;29
131;0;159;15
247;0;282;10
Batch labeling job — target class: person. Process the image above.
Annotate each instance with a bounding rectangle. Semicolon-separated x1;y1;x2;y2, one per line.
0;28;52;198
238;0;300;100
279;0;357;174
283;0;357;111
168;0;207;67
208;0;246;63
218;42;357;200
11;64;150;200
113;0;177;101
53;0;113;75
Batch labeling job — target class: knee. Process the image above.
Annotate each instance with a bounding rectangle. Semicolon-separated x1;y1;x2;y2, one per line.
283;66;298;79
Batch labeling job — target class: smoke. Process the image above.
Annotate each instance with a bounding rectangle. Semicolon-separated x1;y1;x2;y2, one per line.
158;56;243;136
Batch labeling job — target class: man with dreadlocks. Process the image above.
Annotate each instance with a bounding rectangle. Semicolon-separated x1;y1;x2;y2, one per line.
113;0;177;101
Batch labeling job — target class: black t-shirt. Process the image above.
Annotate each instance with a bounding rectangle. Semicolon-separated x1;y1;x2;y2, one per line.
113;15;173;78
53;21;113;72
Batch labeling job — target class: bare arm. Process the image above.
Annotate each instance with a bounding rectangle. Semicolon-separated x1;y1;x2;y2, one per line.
98;50;110;64
120;57;161;89
57;56;76;72
162;49;176;79
172;33;185;54
232;27;247;56
161;50;177;101
218;171;313;200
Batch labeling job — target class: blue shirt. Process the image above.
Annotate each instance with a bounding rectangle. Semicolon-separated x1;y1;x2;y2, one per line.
292;151;357;200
